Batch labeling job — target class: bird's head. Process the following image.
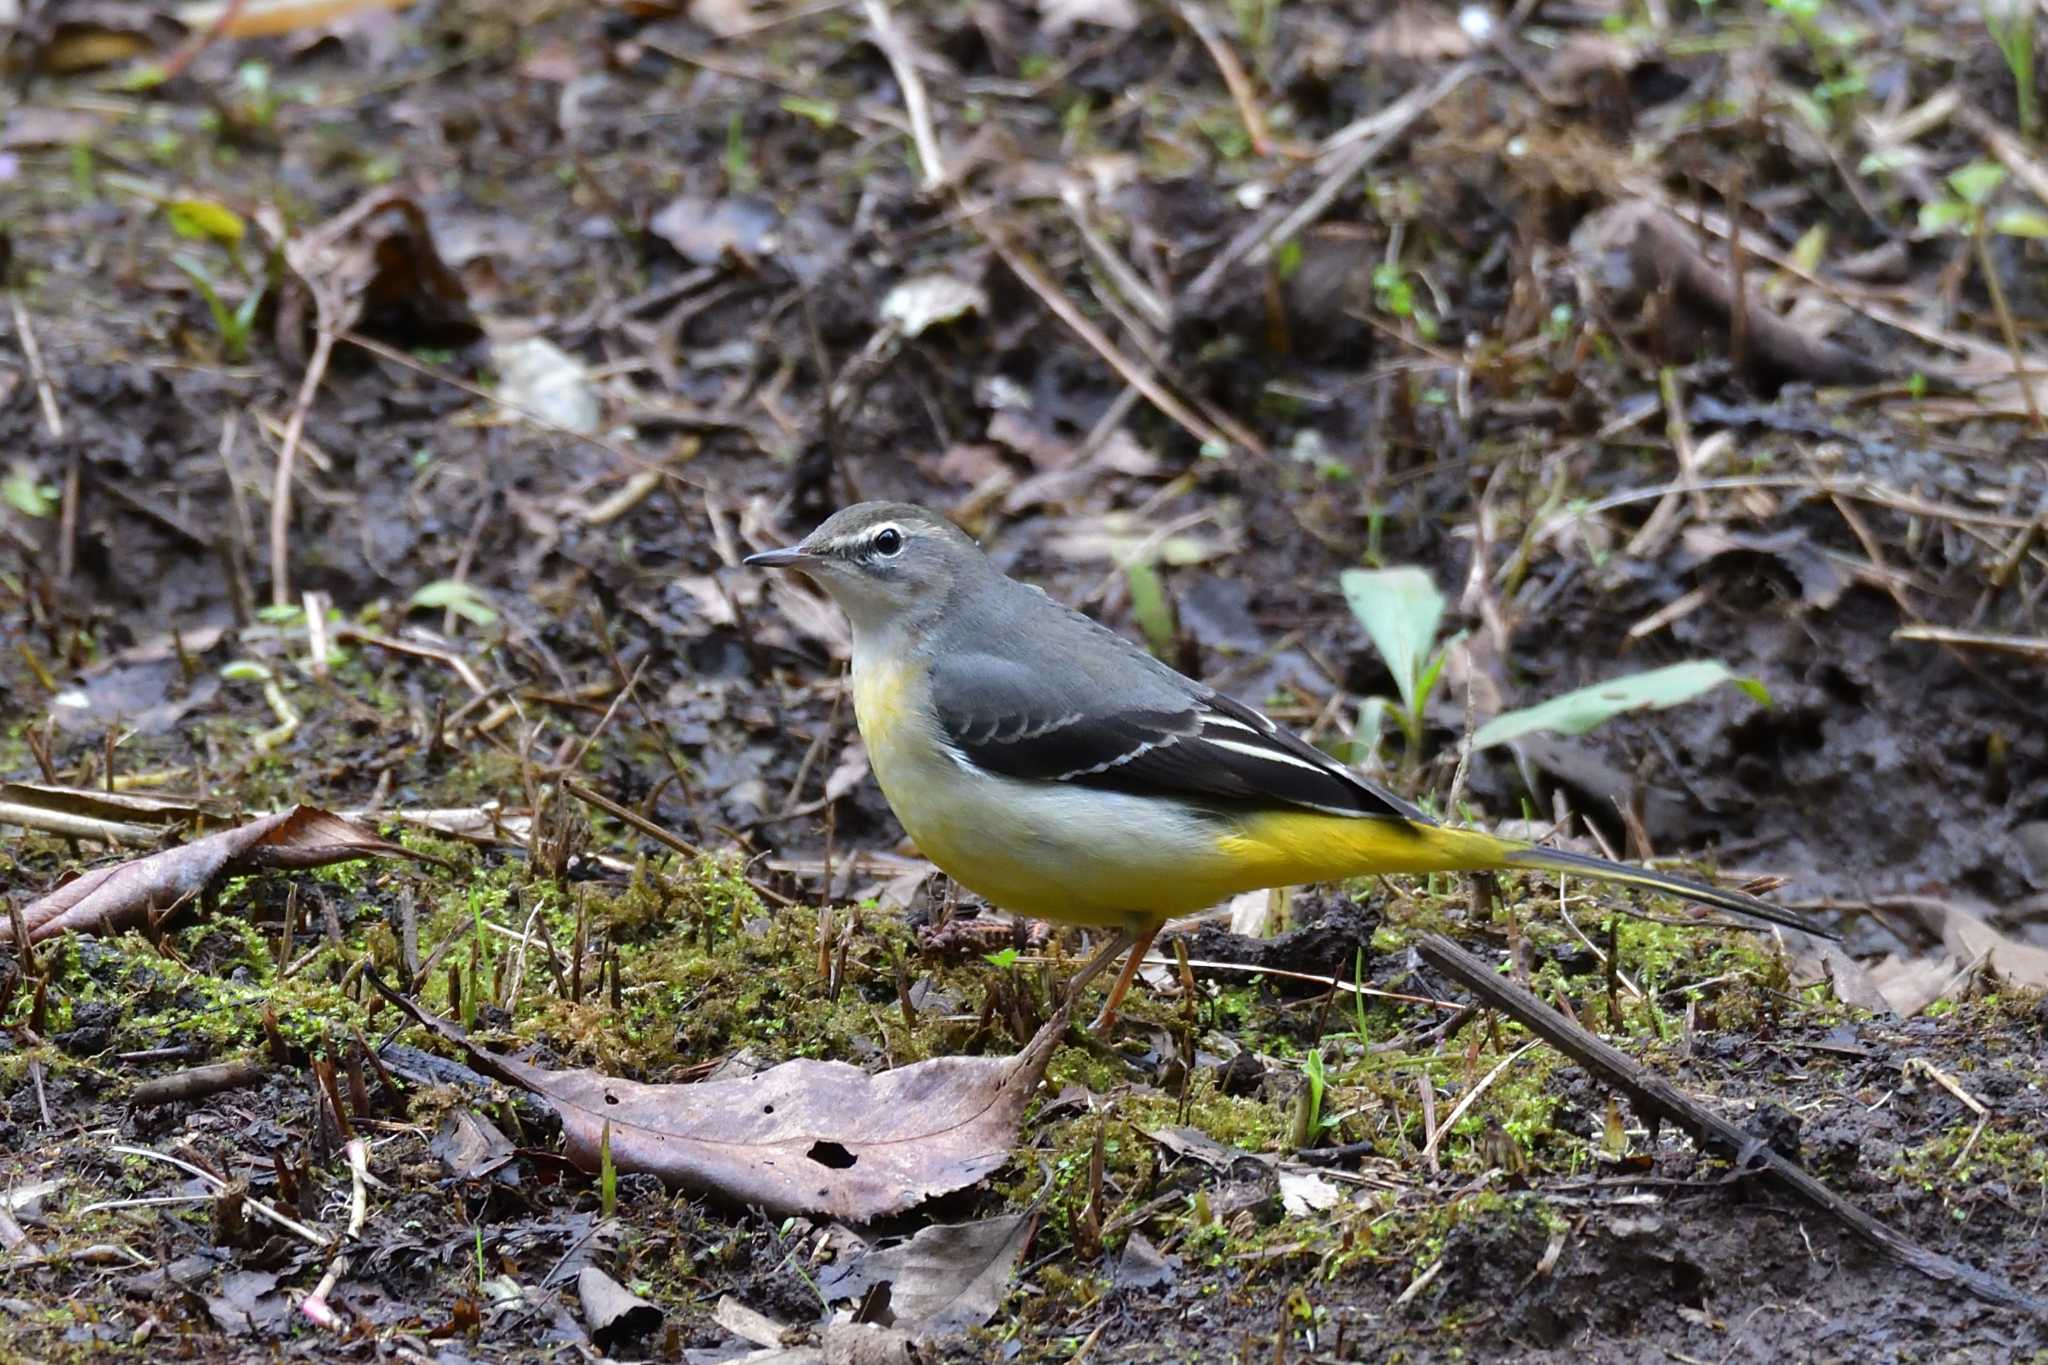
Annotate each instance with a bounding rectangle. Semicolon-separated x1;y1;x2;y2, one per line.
745;501;979;642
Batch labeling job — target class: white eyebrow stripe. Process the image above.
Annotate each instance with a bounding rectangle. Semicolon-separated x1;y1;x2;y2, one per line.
1204;736;1335;774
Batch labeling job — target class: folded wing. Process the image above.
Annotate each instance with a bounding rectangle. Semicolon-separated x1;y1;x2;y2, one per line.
927;650;1429;824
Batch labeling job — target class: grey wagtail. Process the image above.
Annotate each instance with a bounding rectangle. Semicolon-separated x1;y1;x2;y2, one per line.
748;502;1831;1032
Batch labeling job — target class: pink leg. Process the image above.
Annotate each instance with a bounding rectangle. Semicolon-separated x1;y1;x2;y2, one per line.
1087;921;1162;1035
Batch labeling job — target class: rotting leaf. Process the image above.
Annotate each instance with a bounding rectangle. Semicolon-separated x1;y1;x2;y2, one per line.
370;974;1064;1221
1474;662;1768;749
879;274;987;338
276;189;480;365
0;782;222;846
8;806;429;945
1569;199;1882;386
818;1213;1035;1335
647;194;781;267
432;1109;518;1183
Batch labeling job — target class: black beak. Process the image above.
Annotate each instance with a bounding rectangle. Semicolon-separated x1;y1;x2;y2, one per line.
744;546;814;569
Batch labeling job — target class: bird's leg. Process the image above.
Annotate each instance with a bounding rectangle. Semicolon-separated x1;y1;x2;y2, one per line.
1087;920;1162;1036
1064;927;1135;1001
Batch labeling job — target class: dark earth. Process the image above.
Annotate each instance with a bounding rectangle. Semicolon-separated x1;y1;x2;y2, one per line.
1;0;2045;1360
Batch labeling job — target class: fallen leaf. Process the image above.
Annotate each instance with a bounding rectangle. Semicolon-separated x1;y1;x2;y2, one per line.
1111;1230;1178;1292
880;274;986;338
372;976;1063;1221
432;1109;517;1182
9;806;426;944
818;1213;1034;1334
648;194;781;267
1038;0;1138;34
175;0;415;38
1278;1170;1342;1216
277;189;481;366
717;1294;793;1349
579;1267;663;1352
205;1269;289;1336
1569;200;1881;386
492;336;600;435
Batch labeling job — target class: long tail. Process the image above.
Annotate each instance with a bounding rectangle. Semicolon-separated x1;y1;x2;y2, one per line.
1495;840;1828;938
1221;811;1832;938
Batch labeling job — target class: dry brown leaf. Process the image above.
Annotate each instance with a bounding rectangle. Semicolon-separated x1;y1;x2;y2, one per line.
372;977;1064;1220
0;782;224;845
277;189;480;366
9;806;425;944
818;1213;1034;1335
1571;199;1881;386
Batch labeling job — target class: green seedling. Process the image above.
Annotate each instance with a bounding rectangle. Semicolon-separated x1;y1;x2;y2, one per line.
172;255;264;362
1984;0;2037;139
1473;661;1770;749
409;579;499;628
1918;161;2046;429
1340;564;1457;762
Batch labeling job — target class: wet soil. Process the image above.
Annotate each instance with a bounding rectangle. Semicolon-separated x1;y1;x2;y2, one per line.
2;0;2045;1360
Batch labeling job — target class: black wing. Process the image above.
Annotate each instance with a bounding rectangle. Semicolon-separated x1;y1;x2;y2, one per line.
926;647;1430;824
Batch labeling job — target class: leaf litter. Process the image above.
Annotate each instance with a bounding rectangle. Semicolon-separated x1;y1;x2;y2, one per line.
372;971;1064;1221
4;0;2048;1358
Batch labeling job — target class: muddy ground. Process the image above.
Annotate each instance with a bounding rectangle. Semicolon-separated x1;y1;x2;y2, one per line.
1;0;2046;1360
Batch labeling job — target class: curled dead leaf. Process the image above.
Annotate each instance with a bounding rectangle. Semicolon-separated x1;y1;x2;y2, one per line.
1571;200;1882;387
371;973;1064;1220
276;189;480;368
9;806;428;944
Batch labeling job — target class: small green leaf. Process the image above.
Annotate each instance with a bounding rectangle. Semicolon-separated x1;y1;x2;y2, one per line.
1272;239;1303;281
409;579;499;627
3;465;56;518
220;661;273;683
1339;566;1446;717
1948;160;2008;207
1790;223;1828;273
1917;198;1972;235
255;603;305;625
1126;560;1176;658
1992;207;2048;238
164;197;246;246
983;947;1020;969
779;95;839;128
1475;661;1767;748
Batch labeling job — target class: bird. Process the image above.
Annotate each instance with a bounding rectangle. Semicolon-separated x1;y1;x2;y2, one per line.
747;501;1831;1033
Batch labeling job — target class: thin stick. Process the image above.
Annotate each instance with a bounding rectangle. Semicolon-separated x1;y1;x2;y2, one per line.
1190;62;1476;298
982;226;1254;455
1414;933;2048;1317
1174;0;1311;160
110;1144;330;1248
269;322;335;607
7;294;64;439
1891;625;2048;659
863;0;945;191
337;329;713;490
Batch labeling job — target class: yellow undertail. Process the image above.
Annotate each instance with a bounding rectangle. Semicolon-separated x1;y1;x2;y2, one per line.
1218;810;1820;936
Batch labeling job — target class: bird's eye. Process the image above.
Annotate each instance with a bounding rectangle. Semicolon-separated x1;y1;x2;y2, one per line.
873;526;904;557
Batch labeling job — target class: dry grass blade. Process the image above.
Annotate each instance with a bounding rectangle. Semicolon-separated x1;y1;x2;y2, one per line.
980;223;1258;456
